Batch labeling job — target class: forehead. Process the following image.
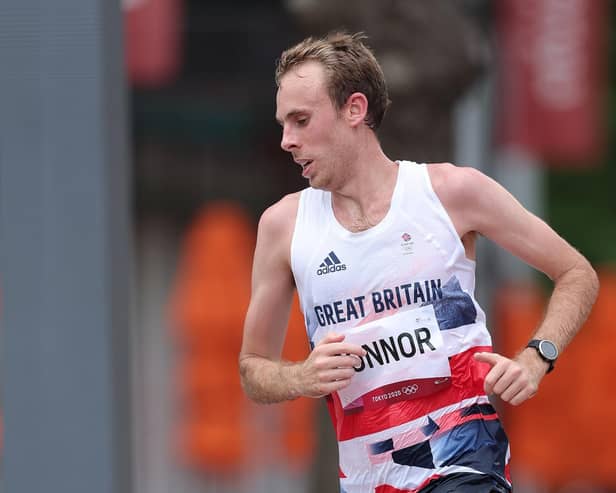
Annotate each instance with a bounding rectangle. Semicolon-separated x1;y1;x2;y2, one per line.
276;61;331;119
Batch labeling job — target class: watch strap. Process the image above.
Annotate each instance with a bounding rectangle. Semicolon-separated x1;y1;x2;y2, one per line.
527;339;556;374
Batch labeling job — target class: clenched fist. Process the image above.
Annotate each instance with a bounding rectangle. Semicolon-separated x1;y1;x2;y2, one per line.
298;332;367;398
474;349;549;406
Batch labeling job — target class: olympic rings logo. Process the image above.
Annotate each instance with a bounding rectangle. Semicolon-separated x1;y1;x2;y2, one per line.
402;384;419;395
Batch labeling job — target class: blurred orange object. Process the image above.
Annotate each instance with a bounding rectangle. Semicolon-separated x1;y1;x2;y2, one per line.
169;201;315;474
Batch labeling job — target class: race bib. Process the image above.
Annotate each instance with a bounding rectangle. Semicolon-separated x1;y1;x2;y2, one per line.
335;305;451;409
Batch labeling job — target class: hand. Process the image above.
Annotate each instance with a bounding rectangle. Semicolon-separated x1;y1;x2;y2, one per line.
297;332;366;398
474;350;547;406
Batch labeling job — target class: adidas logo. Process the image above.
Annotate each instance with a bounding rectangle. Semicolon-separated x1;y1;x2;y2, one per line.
316;251;347;276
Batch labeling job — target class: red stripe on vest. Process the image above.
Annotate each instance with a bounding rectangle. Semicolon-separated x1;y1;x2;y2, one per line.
328;346;492;441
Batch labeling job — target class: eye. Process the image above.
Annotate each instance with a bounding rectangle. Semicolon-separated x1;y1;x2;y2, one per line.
296;117;308;127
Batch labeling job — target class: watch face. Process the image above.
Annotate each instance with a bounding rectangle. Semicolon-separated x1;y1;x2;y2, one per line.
539;340;559;360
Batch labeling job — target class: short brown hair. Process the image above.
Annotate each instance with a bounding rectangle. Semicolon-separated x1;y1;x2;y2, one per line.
275;31;391;130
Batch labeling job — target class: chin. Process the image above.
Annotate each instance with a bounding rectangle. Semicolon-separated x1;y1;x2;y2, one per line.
307;167;332;190
310;182;333;192
308;175;327;190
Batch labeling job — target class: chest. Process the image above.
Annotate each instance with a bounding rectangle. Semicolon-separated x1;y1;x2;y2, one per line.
299;216;453;307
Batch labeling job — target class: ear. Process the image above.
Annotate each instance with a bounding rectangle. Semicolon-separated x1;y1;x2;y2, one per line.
345;92;368;127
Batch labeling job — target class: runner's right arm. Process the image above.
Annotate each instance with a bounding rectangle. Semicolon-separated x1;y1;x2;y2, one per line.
239;196;365;403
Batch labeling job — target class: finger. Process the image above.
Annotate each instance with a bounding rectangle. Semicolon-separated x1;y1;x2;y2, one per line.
327;353;364;369
509;386;536;406
474;352;502;367
317;332;345;345
314;378;353;396
320;341;367;358
322;368;356;382
483;361;508;395
499;378;526;403
314;333;364;355
492;365;522;396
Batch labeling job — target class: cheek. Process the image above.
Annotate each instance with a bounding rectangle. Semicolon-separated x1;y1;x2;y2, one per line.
306;129;332;152
327;128;351;155
318;124;343;147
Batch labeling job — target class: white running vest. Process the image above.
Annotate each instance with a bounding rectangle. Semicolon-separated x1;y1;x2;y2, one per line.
291;161;490;358
290;161;510;493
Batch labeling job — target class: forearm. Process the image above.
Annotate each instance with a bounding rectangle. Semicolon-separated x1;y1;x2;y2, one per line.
533;257;599;351
478;258;598;404
239;354;304;404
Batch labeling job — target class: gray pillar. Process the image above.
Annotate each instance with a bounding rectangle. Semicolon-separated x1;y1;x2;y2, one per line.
0;1;132;492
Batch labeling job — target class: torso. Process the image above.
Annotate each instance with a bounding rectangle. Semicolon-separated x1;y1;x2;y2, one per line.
285;161;510;492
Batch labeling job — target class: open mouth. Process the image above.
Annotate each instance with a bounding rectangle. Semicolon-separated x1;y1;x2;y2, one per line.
297;159;313;176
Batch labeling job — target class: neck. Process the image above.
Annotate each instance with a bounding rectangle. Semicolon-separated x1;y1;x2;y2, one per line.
330;140;399;232
332;133;396;199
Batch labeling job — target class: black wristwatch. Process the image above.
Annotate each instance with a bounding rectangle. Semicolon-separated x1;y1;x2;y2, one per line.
526;339;559;374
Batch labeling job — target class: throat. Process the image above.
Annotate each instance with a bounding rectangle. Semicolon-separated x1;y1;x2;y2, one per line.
334;204;388;233
347;214;379;232
331;161;399;233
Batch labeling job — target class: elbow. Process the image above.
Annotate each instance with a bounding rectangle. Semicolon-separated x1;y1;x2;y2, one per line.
574;256;600;309
238;354;252;395
579;256;600;303
238;353;262;403
589;262;600;304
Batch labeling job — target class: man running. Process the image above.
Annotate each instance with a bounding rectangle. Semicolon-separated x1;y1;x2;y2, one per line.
239;32;598;492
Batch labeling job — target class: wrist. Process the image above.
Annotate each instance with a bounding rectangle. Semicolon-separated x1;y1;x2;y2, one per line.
518;346;554;378
526;339;559;374
519;347;550;374
280;361;305;400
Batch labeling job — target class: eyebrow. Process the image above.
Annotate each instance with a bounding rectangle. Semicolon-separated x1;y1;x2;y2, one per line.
275;109;307;126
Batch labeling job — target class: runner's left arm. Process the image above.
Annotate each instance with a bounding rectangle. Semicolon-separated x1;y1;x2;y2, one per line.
437;164;599;405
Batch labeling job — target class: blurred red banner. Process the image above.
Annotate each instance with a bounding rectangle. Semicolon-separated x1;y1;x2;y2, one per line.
124;0;183;87
497;0;607;165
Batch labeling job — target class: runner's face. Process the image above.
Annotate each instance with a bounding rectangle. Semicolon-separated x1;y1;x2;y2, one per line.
276;61;351;190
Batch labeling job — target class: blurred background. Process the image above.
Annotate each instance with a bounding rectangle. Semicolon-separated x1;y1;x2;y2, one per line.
1;0;616;492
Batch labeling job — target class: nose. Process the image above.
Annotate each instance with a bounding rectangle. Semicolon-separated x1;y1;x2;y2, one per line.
280;125;298;152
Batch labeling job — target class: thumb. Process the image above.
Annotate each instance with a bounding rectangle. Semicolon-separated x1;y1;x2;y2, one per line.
474;351;501;367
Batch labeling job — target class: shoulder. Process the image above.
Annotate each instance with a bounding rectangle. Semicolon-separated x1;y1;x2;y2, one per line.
427;162;487;203
427;162;503;214
426;162;505;236
256;191;302;255
258;191;301;234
